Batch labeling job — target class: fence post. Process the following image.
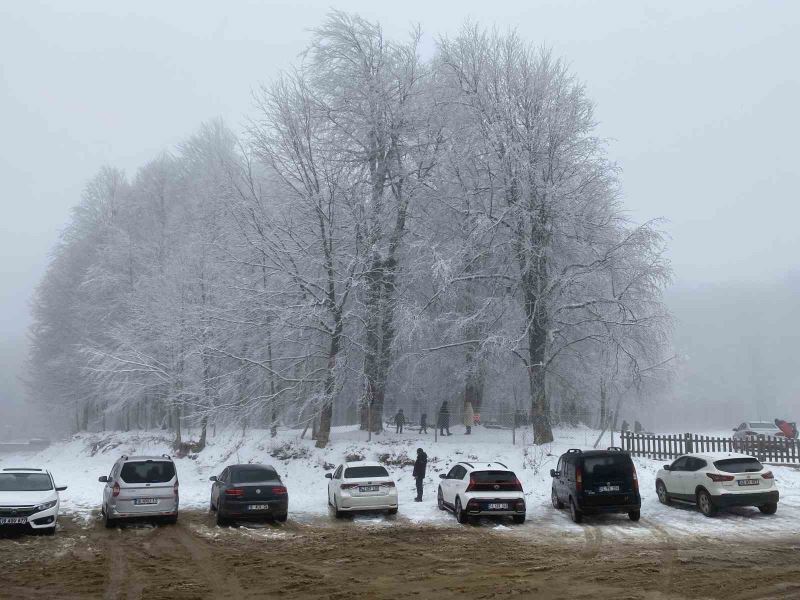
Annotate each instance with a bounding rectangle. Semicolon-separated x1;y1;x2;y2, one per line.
684;433;693;454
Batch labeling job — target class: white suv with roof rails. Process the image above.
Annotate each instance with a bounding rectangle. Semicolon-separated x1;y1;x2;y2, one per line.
438;461;526;524
656;452;779;517
99;454;179;527
0;467;67;535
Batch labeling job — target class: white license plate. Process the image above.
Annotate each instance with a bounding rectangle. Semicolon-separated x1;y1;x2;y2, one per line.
738;479;759;487
487;503;509;510
247;504;269;511
598;485;620;492
0;517;28;524
134;498;158;505
359;486;380;492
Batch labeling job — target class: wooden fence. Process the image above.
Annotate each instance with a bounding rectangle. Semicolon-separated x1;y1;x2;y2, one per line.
620;431;800;464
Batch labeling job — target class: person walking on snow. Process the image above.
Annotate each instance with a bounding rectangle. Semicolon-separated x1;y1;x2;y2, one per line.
438;402;451;436
419;412;428;434
394;409;406;434
463;401;475;435
412;448;428;501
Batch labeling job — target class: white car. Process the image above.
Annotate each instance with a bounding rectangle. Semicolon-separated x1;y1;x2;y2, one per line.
732;421;784;441
0;467;67;535
437;461;526;524
655;453;778;517
325;461;398;517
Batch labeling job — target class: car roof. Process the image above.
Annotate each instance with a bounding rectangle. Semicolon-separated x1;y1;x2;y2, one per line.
562;450;631;459
690;452;758;461
119;455;174;462
458;461;511;470
1;467;49;472
343;460;384;468
228;463;278;471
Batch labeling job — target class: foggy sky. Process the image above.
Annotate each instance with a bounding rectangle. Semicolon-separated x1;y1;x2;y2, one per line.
1;1;799;421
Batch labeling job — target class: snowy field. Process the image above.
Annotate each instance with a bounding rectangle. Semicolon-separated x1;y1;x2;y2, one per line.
2;424;798;542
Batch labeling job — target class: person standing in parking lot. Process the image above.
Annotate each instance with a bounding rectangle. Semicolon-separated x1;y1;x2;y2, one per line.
419;412;428;434
438;402;451;436
395;409;406;434
412;448;428;501
463;401;475;434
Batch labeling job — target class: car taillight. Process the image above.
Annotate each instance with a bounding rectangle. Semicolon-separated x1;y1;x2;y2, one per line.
632;468;639;492
340;483;359;490
112;482;120;497
576;468;583;493
382;481;395;488
225;488;245;496
271;486;288;495
762;471;774;480
465;476;476;493
173;481;179;497
511;478;523;492
706;473;735;482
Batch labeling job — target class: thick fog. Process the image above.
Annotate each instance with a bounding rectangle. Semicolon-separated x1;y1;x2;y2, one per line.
1;1;798;437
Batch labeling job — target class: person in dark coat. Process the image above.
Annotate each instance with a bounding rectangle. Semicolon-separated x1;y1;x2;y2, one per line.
437;402;451;436
394;409;406;434
412;448;428;501
419;412;428;434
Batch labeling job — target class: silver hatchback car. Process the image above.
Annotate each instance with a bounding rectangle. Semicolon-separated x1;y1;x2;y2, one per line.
99;455;179;527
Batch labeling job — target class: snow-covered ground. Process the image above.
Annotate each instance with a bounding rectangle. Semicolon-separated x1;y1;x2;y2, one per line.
2;424;798;541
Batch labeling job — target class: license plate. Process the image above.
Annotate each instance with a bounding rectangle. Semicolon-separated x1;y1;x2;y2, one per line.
134;498;158;505
0;517;28;524
247;504;269;511
598;485;620;492
359;486;380;492
738;479;759;486
487;503;509;510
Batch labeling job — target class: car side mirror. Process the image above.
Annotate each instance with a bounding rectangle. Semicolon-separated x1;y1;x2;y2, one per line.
325;473;333;479
439;474;446;479
663;465;671;471
98;476;109;483
56;486;68;492
549;469;557;478
209;475;218;482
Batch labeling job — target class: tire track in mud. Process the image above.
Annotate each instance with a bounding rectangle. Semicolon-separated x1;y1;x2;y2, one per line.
103;531;128;600
581;524;603;559
640;517;678;596
172;524;246;597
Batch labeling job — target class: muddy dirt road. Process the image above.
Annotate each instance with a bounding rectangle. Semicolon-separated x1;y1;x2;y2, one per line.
1;512;799;600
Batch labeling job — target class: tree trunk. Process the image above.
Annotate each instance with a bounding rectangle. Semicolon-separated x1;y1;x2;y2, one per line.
173;405;182;447
527;291;553;444
315;326;341;448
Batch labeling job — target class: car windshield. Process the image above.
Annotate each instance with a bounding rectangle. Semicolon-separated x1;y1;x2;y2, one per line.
344;466;388;479
714;458;763;473
471;470;517;483
583;455;631;478
749;422;775;429
120;461;176;484
0;472;53;491
232;469;279;484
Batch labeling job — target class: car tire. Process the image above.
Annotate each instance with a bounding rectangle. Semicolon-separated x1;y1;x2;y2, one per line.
387;508;398;516
551;487;564;509
103;507;115;529
333;497;344;519
758;502;778;515
656;480;670;505
455;497;468;524
569;498;583;524
628;509;641;521
42;526;56;536
437;487;446;511
512;514;525;524
697;489;717;517
164;515;178;525
274;513;288;523
209;496;216;512
216;511;230;527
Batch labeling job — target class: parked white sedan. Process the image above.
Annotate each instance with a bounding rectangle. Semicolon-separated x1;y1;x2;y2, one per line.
325;461;398;517
655;453;778;517
0;467;68;534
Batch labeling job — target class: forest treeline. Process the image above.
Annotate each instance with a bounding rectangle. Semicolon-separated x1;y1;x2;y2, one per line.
28;13;672;448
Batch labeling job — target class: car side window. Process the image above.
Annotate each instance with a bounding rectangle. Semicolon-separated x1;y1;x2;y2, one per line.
687;458;706;471
566;459;576;480
334;465;343;479
556;457;564;473
220;468;229;483
670;457;689;471
446;466;459;479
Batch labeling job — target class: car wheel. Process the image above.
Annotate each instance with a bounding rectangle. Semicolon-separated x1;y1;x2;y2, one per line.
42;526;56;536
333;497;344;519
697;489;717;517
437;487;446;511
103;506;115;529
551;487;564;509
216;510;230;527
387;508;398;516
512;514;525;524
569;498;583;524
164;515;178;525
628;509;641;521
274;513;288;523
656;480;670;505
209;496;216;512
455;497;468;524
758;502;778;515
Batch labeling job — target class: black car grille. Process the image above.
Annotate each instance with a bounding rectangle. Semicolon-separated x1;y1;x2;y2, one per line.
0;506;36;517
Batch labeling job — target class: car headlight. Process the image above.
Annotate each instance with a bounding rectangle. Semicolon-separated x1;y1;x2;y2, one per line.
35;500;57;512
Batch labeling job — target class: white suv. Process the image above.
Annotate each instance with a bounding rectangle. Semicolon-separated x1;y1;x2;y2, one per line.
0;467;67;535
656;453;778;517
437;461;526;524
